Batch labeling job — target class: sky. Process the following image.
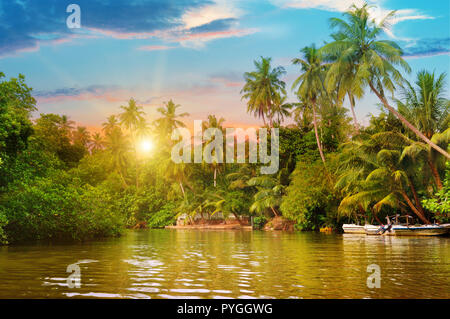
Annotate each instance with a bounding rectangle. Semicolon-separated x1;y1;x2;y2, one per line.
0;0;449;131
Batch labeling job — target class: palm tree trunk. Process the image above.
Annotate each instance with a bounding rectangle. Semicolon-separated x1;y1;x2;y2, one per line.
399;191;430;224
268;102;273;129
428;159;443;190
270;206;279;217
179;181;185;197
408;178;426;217
312;100;326;164
119;170;128;188
348;93;359;134
369;82;450;159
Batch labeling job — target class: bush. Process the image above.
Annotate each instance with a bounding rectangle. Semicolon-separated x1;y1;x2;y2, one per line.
253;215;268;230
0;210;8;244
280;157;340;230
422;162;450;223
1;172;125;243
147;202;177;228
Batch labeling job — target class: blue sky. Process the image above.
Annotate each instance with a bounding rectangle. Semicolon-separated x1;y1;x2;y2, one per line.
0;0;449;129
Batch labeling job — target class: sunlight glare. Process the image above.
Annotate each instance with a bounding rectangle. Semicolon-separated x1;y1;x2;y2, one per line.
139;139;154;153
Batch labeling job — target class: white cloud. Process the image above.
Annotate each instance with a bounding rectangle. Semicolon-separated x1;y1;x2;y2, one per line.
272;0;434;40
272;0;378;12
181;0;243;29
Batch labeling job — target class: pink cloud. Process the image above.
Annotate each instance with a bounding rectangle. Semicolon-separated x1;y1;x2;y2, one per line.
84;27;159;40
137;45;175;51
176;28;258;43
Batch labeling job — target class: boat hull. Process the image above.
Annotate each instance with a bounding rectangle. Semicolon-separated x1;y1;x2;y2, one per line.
364;225;384;235
342;224;365;234
387;225;448;236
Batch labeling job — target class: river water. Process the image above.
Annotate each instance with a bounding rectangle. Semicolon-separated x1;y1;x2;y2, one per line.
0;230;448;299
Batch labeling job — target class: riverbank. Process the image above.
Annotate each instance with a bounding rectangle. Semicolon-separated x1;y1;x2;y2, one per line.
166;224;253;230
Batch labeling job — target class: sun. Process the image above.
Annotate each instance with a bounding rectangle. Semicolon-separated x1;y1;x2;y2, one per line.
139;139;154;153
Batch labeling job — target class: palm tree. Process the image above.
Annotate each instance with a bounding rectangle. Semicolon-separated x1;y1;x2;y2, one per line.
248;175;285;217
292;101;313;132
90;132;104;153
102;115;120;136
154;99;189;141
322;3;450;159
322;39;360;134
396;70;449;139
105;128;130;187
202;115;225;187
337;132;433;224
271;96;295;126
59;115;75;136
119;98;146;188
292;44;328;164
119;98;146;134
241;57;286;128
72;126;91;148
400;129;450;190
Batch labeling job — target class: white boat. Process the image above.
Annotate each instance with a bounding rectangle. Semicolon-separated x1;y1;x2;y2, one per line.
386;224;449;236
342;224;365;234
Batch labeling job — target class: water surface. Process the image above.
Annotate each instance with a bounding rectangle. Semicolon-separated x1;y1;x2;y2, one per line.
0;230;448;298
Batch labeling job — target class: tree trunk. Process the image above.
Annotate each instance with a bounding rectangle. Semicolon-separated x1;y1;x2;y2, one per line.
369;82;450;159
312;99;326;164
270;206;279;217
399;191;430;224
348;92;359;134
268;101;273;128
179;181;185;197
119;169;128;188
408;178;426;217
428;159;443;190
232;212;243;225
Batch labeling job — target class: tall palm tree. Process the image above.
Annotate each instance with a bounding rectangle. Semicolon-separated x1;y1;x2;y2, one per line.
90;132;104;153
154;99;189;141
241;57;286;128
322;39;360;134
105;128;130;187
292;44;328;164
58;115;75;136
119;98;146;188
102;115;120;136
202;115;225;187
321;3;450;159
119;98;146;133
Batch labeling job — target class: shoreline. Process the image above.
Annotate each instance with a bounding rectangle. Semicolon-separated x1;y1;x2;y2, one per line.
165;224;253;230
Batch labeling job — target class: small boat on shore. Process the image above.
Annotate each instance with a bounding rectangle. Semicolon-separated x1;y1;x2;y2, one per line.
343;217;449;236
386;224;448;236
342;224;365;234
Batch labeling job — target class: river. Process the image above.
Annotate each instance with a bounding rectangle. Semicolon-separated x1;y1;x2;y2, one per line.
0;230;448;298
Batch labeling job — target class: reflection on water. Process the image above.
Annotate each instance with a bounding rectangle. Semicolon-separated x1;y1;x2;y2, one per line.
0;230;448;298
